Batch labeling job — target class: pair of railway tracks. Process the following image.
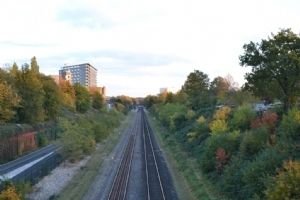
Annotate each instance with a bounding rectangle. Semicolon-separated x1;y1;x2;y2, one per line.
108;108;166;200
141;109;166;200
108;110;140;200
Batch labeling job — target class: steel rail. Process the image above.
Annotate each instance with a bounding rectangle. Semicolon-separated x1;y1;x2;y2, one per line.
108;111;139;200
142;110;166;200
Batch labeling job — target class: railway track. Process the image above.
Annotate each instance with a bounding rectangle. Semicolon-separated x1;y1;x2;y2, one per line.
108;108;171;200
108;111;140;200
141;109;166;200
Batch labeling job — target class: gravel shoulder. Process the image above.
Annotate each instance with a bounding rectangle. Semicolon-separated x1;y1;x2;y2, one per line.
27;157;90;200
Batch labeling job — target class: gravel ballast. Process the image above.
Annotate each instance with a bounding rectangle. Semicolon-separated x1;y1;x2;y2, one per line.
27;156;90;200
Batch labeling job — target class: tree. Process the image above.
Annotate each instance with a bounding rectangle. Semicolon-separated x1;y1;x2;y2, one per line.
92;91;104;110
182;70;210;110
30;56;39;74
240;29;300;111
210;76;230;101
10;62;19;78
0;81;20;123
265;160;300;200
74;83;90;113
16;62;45;123
59;80;76;110
40;75;62;120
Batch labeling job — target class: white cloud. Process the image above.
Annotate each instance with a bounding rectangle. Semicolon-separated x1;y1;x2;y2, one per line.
1;0;300;96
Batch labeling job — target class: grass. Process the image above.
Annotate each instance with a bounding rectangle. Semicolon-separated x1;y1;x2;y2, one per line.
147;113;221;200
57;111;134;200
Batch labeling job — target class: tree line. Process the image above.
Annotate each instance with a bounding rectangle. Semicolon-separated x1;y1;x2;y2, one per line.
0;57;105;124
144;29;300;199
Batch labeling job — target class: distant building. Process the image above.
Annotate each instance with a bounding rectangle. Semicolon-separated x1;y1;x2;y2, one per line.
160;88;168;94
59;63;97;87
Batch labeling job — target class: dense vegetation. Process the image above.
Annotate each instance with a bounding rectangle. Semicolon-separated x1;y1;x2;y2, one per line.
0;57;108;124
0;58;135;199
144;29;300;199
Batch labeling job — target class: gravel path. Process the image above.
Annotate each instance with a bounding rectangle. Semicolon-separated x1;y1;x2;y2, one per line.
27;156;90;200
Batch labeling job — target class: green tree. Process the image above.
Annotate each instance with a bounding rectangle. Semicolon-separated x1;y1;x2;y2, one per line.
40;75;62;120
0;81;20;123
74;83;90;113
240;29;300;111
16;62;45;123
210;76;230;102
92;91;104;110
10;62;19;78
182;70;210;110
59;80;76;110
30;56;39;74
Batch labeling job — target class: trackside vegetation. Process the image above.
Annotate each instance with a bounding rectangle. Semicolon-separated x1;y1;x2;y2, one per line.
144;29;300;199
0;57;135;199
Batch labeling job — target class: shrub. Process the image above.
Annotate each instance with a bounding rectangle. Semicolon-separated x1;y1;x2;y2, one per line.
185;110;196;120
59;119;95;161
231;104;256;131
213;106;231;120
220;156;246;199
93;123;109;142
197;116;206;124
241;148;288;199
200;131;240;174
0;185;21;200
279;108;300;140
170;112;188;131
239;128;269;160
36;133;48;147
215;147;230;173
209;119;228;135
157;103;187;128
265;160;300;200
251;111;278;130
187;116;210;144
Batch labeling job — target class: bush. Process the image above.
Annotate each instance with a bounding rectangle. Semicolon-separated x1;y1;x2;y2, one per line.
187;117;209;143
59;119;95;161
241;148;288;199
219;156;246;199
239;128;269;160
170;112;188;131
200;131;240;174
279;108;300;140
209;119;228;135
213;106;231;120
215;147;230;173
265;160;300;200
230;104;256;131
157;103;188;129
93;123;109;142
251;111;278;130
0;183;21;200
36;133;48;147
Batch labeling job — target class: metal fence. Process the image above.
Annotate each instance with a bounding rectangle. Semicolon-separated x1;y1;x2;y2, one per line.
8;152;62;187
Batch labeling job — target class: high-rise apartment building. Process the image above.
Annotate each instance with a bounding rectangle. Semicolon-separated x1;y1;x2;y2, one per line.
59;63;97;87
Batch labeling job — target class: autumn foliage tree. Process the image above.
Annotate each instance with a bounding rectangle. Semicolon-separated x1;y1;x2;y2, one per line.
265;160;300;200
0;81;20;123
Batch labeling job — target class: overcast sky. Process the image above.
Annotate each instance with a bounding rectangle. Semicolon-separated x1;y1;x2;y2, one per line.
0;0;299;97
